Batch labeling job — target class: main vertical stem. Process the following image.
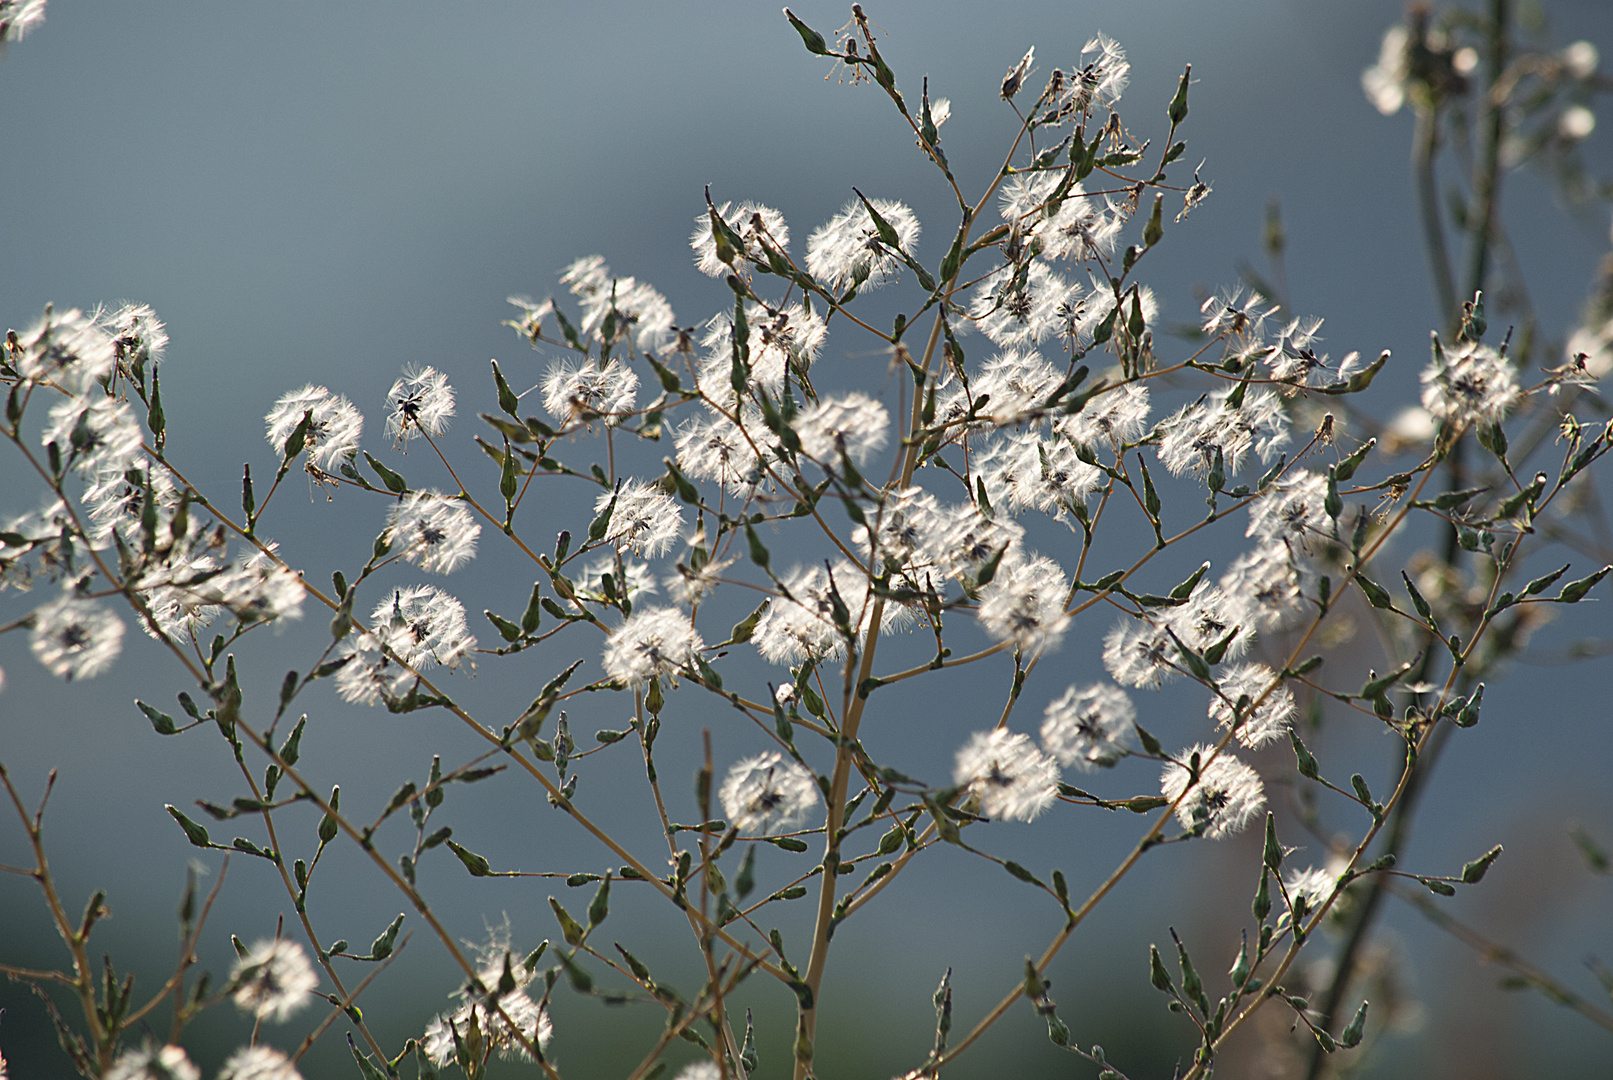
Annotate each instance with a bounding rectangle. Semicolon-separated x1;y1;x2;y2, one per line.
1464;0;1510;325
791;307;949;1079
1414;104;1458;334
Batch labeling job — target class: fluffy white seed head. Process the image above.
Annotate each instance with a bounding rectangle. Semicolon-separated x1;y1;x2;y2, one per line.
954;728;1059;822
385;366;455;445
229;938;318;1024
1160;744;1265;840
1208;663;1295;749
384;492;481;574
805;198;920;293
720;751;820;835
105;1044;201;1080
1042;682;1137;769
265;385;364;473
30;594;123;680
603;607;703;687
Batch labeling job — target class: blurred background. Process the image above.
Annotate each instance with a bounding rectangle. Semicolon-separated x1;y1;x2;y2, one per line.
3;1;1613;1077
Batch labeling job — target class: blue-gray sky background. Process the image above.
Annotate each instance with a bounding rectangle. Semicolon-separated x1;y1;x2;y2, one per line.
3;2;1613;1077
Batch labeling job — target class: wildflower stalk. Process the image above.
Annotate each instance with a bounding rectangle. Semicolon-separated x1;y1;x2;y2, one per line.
1413;103;1458;332
1463;0;1510;325
5;7;1610;1075
0;762;111;1073
1305;6;1514;1071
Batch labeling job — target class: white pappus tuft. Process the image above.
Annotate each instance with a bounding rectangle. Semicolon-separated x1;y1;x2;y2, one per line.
228;938;318;1024
30;594;124;681
805;197;920;294
1160;744;1265;840
383;492;481;574
385;366;455;445
1042;682;1138;769
603;606;703;687
719;751;821;835
954;728;1059;822
265;385;364;473
1208;663;1295;749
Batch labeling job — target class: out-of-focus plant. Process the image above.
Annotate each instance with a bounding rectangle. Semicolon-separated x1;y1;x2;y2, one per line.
2;3;1611;1079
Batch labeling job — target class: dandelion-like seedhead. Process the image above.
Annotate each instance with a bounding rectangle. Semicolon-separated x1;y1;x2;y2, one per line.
805;197;920;293
264;384;364;473
976;552;1071;659
720;751;820;834
333;632;411;705
1102;617;1176;690
692;201;790;277
228;939;317;1024
970;262;1082;349
596;479;684;558
676;411;769;493
542;357;639;426
1246;470;1333;551
976;430;1102;519
581;552;657;601
369;585;476;671
562;255;676;352
998;171;1126;265
1042;682;1137;769
1420;340;1521;428
421;994;552;1067
752;560;907;664
695;302;826;401
13;306;116;392
107;303;168;371
42;395;143;494
793;392;889;467
1062;33;1130;115
384;491;481;574
29;594;123;680
385;366;455;445
0;498;78;591
217;1046;303;1080
1057;382;1151;453
329;586;477;706
1225;533;1313;621
1156;386;1289;480
1208;663;1295;750
105;1044;200;1080
955;728;1059;822
603;606;703;687
196;552;306;628
940;347;1061;429
664;548;734;606
1161;745;1266;840
1283;865;1341;913
420;929;553;1066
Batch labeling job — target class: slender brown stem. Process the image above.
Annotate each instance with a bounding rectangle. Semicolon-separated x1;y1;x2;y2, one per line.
1463;0;1510;319
1414;104;1459;332
0;763;108;1072
1386;880;1613;1035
